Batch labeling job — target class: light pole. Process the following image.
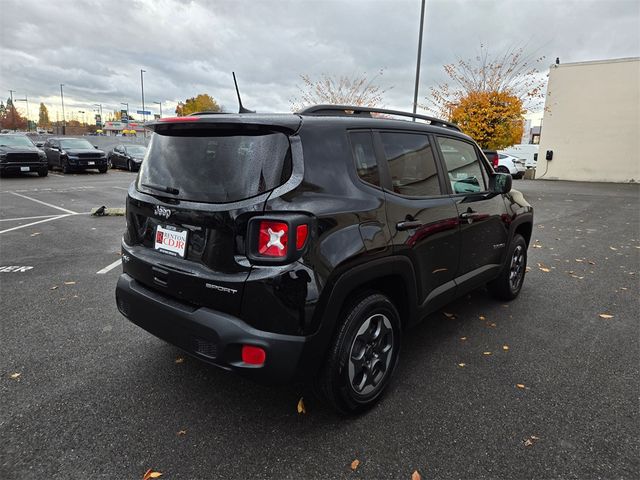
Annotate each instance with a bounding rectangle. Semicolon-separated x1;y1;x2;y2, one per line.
153;101;162;118
412;0;426;120
60;84;66;134
140;69;146;122
15;96;30;131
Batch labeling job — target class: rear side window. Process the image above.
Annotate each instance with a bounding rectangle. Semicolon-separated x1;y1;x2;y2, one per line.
349;131;379;187
436;137;487;194
380;132;441;197
138;129;291;203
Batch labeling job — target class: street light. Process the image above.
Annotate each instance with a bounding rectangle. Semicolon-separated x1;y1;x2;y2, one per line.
412;0;426;120
60;84;66;134
140;69;146;122
15;95;30;131
153;101;162;118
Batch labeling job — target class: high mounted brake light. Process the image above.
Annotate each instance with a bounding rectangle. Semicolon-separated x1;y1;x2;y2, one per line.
157;116;200;123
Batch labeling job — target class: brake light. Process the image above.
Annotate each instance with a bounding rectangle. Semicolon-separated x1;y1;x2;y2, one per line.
242;345;266;366
258;221;288;257
296;224;308;249
491;154;499;168
157;116;200;123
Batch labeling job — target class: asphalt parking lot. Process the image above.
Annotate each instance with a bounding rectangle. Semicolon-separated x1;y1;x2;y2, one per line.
1;172;638;479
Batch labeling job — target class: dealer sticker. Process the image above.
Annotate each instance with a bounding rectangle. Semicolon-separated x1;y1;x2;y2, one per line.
154;225;188;258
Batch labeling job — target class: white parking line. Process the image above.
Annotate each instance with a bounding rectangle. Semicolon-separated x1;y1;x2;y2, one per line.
0;214;61;223
0;214;71;234
96;258;122;274
10;191;78;214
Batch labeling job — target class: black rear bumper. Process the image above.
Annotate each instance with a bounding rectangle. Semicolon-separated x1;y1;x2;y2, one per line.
115;274;307;384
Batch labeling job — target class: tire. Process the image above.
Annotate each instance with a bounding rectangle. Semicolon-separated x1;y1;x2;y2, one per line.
316;292;401;414
488;233;527;300
38;167;48;177
62;160;72;174
98;166;108;174
127;159;133;172
496;166;510;174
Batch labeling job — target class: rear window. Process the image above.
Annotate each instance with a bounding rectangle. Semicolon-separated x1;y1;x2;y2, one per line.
137;129;292;203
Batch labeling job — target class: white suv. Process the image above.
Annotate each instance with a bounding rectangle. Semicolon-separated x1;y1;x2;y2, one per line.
496;153;526;179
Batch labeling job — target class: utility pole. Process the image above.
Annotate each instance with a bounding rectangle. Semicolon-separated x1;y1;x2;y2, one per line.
60;84;66;134
412;0;426;120
9;90;16;130
140;69;146;122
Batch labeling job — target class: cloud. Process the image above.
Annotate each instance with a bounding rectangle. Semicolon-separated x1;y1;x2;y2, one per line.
2;0;639;120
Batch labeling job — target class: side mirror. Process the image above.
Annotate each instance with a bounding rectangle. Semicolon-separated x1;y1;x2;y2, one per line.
490;173;512;194
94;145;98;149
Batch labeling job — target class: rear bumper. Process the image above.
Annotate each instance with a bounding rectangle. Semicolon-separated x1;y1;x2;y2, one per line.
115;273;308;384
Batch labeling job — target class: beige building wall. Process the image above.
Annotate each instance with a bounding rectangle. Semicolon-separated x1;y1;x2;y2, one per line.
537;57;640;183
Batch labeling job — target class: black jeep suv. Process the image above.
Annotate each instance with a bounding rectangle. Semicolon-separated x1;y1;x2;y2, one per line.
115;105;533;413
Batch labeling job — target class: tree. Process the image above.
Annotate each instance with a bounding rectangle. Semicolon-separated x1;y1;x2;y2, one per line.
425;46;546;149
0;98;27;130
290;70;391;111
38;103;51;128
175;94;221;116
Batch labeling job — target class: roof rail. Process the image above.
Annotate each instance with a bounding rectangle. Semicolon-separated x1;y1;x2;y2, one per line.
297;104;461;132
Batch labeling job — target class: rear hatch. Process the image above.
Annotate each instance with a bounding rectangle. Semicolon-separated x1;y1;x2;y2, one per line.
123;115;301;316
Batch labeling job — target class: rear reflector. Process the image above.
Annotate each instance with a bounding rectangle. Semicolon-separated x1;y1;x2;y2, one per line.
258;221;288;257
242;345;266;365
296;224;308;249
158;116;200;123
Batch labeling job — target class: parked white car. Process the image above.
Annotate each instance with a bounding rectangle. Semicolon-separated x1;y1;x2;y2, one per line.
501;144;539;169
496;153;527;178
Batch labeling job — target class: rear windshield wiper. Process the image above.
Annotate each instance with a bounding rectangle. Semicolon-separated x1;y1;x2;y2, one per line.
141;183;180;195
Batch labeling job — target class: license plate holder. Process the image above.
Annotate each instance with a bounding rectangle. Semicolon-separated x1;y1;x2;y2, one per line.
154;224;188;258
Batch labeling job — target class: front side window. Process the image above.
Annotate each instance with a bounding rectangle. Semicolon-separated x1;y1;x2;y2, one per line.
380;132;441;197
349;131;379;187
437;137;487;194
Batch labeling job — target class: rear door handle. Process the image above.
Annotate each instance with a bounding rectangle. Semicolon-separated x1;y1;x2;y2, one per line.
396;220;423;231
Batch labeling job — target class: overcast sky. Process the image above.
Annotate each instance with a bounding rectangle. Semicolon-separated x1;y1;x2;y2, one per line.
2;0;639;123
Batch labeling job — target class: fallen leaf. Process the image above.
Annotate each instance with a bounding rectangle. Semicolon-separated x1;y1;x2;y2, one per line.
621;287;628;291
479;315;486;321
598;313;614;319
10;372;21;379
575;258;583;262
412;471;421;480
516;383;526;389
442;312;456;320
177;430;187;436
297;397;306;414
609;246;618;251
503;345;509;351
532;244;542;249
460;337;468;341
588;260;596;265
63;281;76;285
525;267;531;272
483;351;492;356
523;435;540;447
488;323;497;328
142;469;163;480
30;232;41;237
457;363;466;368
175;356;184;364
351;459;360;471
50;286;58;290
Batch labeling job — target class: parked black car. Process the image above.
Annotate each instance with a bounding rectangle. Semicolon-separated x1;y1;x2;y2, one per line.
44;137;108;173
0;134;48;177
108;144;147;171
115;106;533;413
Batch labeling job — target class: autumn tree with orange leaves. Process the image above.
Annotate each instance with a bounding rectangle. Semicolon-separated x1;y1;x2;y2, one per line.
425;46;546;149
